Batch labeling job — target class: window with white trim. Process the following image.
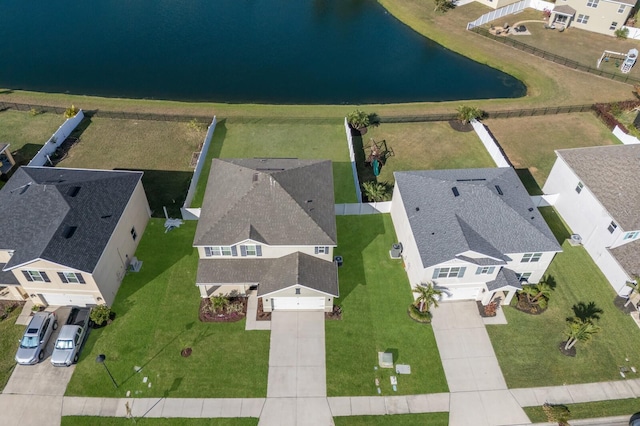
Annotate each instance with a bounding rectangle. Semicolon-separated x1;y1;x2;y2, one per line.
624;231;639;240
576;14;589;24
433;266;466;279
295;288;301;295
586;0;598;8
245;245;257;256
608;221;618;234
131;227;137;241
240;245;262;257
475;266;496;275
618;4;625;13
57;272;86;284
516;272;532;282
204;246;233;257
521;253;542;263
22;270;50;283
610;21;618;30
575;181;584;193
315;246;329;254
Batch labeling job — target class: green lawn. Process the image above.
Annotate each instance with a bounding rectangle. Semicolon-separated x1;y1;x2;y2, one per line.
487;224;640;387
0;110;66;165
356;122;495;189
190;120;357;207
333;413;449;426
326;215;448;396
65;219;270;398
524;399;640;423
58;117;204;217
0;306;25;391
62;418;258;426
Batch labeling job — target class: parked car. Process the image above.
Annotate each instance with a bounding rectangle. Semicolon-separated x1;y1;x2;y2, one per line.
630;412;640;426
15;311;57;365
50;307;92;367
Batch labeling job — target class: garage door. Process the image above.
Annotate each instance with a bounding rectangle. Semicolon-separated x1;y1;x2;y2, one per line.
440;287;482;301
271;297;325;311
40;293;96;307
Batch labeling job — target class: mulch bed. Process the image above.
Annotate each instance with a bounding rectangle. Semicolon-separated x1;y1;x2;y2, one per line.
514;293;547;315
50;137;80;165
476;301;497;317
614;296;637;314
199;297;247;323
0;300;24;321
325;305;342;320
559;341;576;357
256;298;271;321
448;120;473;132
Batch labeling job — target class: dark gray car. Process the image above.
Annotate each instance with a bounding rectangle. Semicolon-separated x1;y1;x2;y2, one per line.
15;311;58;365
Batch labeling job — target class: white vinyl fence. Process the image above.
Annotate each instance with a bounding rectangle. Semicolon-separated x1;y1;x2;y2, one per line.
623;26;640;40
28;110;85;167
613;125;640;144
335;202;392;216
467;0;554;30
344;118;362;202
181;116;217;220
470;119;511;167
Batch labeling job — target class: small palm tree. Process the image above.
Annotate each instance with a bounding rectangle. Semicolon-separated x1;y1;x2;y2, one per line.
362;181;391;202
413;282;443;313
564;318;601;350
211;295;229;313
456;105;483;124
530;281;553;304
347;109;370;129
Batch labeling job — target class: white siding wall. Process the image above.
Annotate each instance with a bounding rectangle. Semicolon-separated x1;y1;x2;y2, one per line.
543;157;632;294
505;251;557;283
390;185;425;287
196;243;333;261
563;0;630;35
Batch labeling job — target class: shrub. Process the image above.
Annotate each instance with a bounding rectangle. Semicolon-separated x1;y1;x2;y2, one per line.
362;181;392;202
29;108;41;117
90;305;111;326
484;302;498;317
456;105;484;124
408;304;433;323
347;109;371;129
64;105;79;119
615;27;630;39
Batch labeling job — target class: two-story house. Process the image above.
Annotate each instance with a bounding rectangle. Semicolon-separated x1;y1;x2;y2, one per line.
193;158;339;312
550;0;638;36
391;168;561;305
0;166;150;307
543;145;640;296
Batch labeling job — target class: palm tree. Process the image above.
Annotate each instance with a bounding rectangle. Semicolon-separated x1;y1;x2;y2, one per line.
571;301;603;323
456;105;483;124
530;281;553;304
564;318;601;350
362;181;391;202
347;109;370;129
211;294;229;313
413;282;443;313
625;280;639;307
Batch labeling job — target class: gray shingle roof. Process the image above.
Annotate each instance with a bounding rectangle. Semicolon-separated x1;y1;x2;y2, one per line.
394;167;561;268
609;241;640;280
0;167;143;273
553;5;576;15
196;252;338;297
194;158;337;247
486;268;522;292
556;145;640;231
0;263;19;285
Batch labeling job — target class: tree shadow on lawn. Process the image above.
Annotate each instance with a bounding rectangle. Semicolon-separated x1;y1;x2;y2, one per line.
335;214;388;303
351;130;375;201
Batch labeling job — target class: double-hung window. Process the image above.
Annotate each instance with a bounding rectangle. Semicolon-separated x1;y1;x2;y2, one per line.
521;253;542;263
475;266;496;275
608;221;618;234
624;231;639;240
22;270;50;282
315;246;329;254
204;246;233;257
516;272;532;282
240;245;262;257
586;0;599;8
433;266;466;279
57;272;86;284
576;14;589;24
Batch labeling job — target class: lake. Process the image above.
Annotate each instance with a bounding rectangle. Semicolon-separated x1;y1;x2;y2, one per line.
0;0;525;104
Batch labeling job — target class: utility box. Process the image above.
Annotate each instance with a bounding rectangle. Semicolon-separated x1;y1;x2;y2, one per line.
389;243;403;259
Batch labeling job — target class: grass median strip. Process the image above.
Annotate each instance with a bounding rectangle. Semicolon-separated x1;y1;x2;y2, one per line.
333;413;449;426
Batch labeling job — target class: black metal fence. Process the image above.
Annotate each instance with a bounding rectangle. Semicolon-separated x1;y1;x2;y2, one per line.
470;26;640;85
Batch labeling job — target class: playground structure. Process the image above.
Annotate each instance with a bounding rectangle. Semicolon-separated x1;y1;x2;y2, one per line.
597;48;639;74
364;138;394;177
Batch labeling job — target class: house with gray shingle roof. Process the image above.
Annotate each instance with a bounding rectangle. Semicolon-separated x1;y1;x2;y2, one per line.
543;144;640;296
0;166;150;307
193;158;338;312
391;167;561;306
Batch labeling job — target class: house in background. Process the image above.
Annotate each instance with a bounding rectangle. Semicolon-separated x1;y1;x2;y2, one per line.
391;167;561;305
0;167;150;307
550;0;638;35
543;145;640;296
193;158;339;312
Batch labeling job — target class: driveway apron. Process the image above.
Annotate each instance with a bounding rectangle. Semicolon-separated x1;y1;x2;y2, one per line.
431;301;529;426
260;311;333;426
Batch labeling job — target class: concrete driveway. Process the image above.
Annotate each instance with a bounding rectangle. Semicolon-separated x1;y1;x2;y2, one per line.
260;311;333;426
431;302;529;426
0;307;75;426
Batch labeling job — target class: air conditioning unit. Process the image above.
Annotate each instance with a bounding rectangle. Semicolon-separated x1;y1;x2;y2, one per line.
569;234;582;246
389;242;403;259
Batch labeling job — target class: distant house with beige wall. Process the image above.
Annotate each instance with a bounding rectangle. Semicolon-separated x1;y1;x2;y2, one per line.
0;167;150;307
193;158;339;312
550;0;637;35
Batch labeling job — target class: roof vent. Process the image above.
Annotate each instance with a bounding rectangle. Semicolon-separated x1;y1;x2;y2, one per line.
528;207;534;212
415;207;420;212
452;187;460;197
101;214;112;219
495;185;503;195
62;226;77;239
252;173;259;182
67;186;81;197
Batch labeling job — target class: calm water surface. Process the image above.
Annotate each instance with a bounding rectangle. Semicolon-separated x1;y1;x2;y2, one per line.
0;0;525;103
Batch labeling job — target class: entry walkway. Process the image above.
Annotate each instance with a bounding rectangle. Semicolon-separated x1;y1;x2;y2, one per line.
431;301;529;426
